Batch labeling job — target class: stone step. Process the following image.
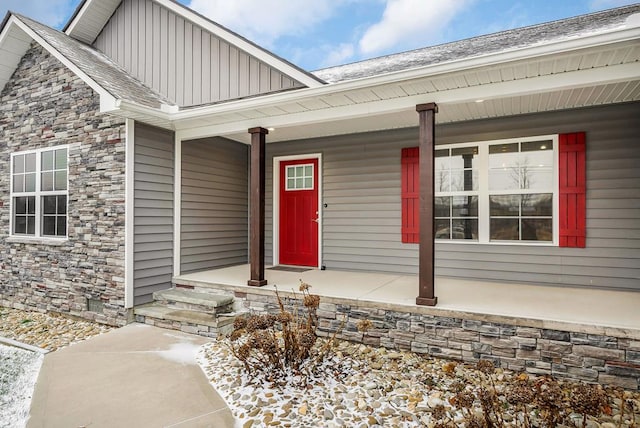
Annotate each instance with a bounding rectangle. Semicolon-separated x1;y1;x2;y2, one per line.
134;303;238;338
153;288;234;314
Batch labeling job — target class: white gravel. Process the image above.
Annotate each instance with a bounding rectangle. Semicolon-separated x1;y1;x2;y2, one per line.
197;338;640;428
0;344;43;428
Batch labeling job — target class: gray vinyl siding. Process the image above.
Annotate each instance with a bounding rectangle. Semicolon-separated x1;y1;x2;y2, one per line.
265;102;640;291
134;123;174;304
181;138;248;274
93;0;304;107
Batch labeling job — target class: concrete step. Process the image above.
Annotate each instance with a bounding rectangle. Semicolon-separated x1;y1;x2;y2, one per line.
153;288;234;314
134;303;237;338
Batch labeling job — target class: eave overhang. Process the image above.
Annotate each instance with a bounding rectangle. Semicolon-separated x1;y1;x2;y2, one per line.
108;25;640;142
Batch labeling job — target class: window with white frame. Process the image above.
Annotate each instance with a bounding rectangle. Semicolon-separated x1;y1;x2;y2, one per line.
488;140;554;242
434;146;479;240
11;146;68;238
433;135;557;244
285;164;314;190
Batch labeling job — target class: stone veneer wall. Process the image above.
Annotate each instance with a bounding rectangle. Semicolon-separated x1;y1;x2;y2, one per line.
221;288;640;390
0;43;128;326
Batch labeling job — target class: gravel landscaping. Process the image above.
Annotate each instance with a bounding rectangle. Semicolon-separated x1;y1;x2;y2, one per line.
0;307;113;352
198;337;640;427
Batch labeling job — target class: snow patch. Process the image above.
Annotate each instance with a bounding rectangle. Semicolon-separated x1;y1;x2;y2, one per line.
0;344;43;428
155;342;201;365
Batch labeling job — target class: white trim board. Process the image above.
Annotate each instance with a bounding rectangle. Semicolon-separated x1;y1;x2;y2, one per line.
124;119;135;309
173;133;183;277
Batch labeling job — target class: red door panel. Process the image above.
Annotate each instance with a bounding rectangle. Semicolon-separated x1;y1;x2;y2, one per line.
279;158;319;266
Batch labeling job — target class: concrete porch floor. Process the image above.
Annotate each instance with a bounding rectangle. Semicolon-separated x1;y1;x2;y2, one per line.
174;264;640;334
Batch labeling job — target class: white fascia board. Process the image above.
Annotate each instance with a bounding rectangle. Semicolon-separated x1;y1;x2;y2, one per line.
171;27;640;123
11;17;118;111
116;100;173;122
174;61;640;141
155;0;323;89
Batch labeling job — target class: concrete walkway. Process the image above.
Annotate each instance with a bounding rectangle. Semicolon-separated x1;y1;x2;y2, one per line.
28;324;235;428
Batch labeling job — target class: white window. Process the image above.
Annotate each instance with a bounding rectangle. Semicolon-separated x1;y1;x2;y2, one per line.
436;135;558;244
11;146;68;238
285;164;314;190
435;146;479;240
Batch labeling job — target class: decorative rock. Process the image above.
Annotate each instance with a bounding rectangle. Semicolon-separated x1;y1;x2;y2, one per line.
195;337;640;428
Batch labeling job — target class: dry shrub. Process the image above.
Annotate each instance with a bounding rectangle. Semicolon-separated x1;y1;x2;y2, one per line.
228;281;340;384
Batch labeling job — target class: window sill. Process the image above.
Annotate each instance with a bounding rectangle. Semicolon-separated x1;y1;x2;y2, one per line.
6;237;68;246
434;239;557;246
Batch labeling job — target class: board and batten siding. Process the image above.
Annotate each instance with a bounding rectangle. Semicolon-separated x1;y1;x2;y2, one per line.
266;102;640;292
134;123;174;304
181;138;249;274
93;0;304;107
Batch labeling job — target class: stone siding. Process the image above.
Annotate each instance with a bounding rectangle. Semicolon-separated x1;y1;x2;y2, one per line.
225;289;640;390
0;43;128;326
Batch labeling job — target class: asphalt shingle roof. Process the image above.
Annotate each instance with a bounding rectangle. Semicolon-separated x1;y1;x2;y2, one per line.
17;14;173;108
313;4;640;84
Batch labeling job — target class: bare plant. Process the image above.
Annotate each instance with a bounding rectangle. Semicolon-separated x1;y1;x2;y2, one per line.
505;373;535;428
570;383;607;428
534;376;565;428
228;281;331;384
475;360;505;427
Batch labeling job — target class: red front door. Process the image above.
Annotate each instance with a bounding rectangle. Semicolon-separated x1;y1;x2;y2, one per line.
279;158;319;267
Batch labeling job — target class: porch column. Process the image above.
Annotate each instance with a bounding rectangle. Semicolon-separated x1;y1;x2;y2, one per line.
416;103;438;306
248;127;268;286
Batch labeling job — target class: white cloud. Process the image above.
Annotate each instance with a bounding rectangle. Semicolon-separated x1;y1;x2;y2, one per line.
187;0;342;48
321;43;355;67
1;0;75;28
358;0;472;55
589;0;638;11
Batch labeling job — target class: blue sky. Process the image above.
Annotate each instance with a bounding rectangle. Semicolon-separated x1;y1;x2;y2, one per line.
1;0;637;70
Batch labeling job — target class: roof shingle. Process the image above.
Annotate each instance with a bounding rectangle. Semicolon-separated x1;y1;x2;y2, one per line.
313;5;640;84
16;14;174;108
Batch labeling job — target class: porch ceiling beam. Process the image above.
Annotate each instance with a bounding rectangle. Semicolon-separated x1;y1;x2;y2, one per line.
171;61;640;141
416;103;438;307
248;127;268;287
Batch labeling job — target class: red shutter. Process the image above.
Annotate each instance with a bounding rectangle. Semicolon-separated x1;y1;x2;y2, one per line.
401;147;419;243
559;132;586;248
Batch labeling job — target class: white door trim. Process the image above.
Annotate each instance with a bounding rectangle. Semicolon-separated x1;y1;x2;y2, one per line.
272;153;322;268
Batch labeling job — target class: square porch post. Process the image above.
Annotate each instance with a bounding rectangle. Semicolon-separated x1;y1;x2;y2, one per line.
416;103;438;306
248;127;268;286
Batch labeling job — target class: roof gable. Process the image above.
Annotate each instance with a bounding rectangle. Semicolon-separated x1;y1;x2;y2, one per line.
0;13;172;110
92;0;311;107
64;0;324;93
